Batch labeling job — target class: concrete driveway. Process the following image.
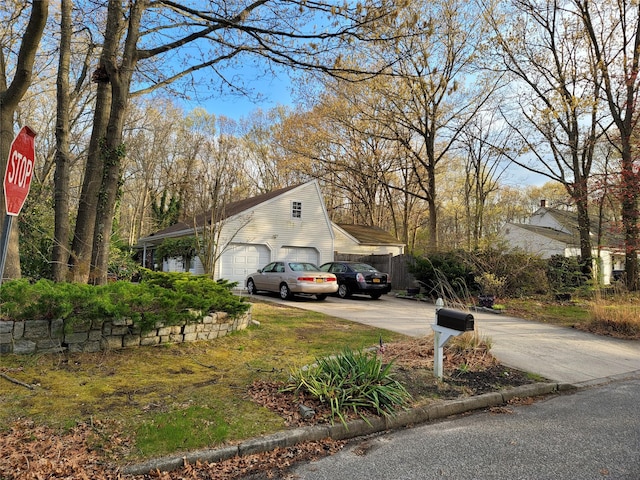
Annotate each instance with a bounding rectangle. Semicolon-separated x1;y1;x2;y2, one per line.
245;292;640;386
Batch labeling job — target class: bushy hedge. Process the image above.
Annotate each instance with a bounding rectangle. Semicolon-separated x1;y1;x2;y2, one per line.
546;255;588;292
409;251;477;299
409;248;550;299
0;270;250;333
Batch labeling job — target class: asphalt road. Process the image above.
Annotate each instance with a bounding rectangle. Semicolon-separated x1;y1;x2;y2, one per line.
245;292;640;386
290;376;640;480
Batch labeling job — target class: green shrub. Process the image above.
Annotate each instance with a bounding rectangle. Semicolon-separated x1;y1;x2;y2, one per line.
285;348;411;425
409;251;476;299
471;248;549;297
547;255;587;293
0;271;250;333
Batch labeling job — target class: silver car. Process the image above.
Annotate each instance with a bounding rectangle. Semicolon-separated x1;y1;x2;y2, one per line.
245;261;338;300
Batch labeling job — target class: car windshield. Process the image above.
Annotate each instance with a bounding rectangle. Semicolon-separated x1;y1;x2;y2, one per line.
288;262;320;272
351;263;379;272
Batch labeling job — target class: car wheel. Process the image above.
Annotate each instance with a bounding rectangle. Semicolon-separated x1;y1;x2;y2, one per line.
370;293;382;300
316;294;328;301
247;278;257;295
338;283;351;298
279;283;292;300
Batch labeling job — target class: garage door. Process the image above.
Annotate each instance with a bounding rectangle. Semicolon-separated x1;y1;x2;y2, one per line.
280;246;319;265
219;244;270;285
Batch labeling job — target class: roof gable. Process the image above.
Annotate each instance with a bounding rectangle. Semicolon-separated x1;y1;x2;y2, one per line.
512;207;622;249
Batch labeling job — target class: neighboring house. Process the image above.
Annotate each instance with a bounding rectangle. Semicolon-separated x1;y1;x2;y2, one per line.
138;181;335;285
138;181;406;286
333;223;405;256
500;202;624;285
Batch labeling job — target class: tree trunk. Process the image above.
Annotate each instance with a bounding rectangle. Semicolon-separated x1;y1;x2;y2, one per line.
0;1;48;281
89;0;144;284
68;81;111;283
577;0;640;291
53;0;72;282
620;151;639;291
69;0;135;284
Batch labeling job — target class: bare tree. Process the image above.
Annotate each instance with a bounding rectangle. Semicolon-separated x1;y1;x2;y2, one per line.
367;0;499;251
0;1;48;280
485;0;606;277
63;0;406;284
458;110;511;249
183;110;250;277
575;0;640;290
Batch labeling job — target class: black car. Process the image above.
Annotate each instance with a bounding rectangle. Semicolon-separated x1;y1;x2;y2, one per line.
318;261;392;299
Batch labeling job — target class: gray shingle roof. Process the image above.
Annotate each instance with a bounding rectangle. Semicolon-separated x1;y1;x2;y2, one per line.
337;224;403;245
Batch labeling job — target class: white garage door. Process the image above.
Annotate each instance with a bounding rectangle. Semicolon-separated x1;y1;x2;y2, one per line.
280;246;319;265
219;244;270;285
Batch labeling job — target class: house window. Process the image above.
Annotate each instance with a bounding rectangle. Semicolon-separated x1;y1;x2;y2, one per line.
292;201;302;219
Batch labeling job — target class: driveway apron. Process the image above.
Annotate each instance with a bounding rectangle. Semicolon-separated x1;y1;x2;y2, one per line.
246;293;640;386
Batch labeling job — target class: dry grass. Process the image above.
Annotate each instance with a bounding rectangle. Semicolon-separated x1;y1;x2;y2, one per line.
505;293;640;340
582;301;640;339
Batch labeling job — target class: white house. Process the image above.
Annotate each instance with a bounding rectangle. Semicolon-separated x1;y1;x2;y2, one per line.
501;203;625;285
138;181;406;285
138;181;335;285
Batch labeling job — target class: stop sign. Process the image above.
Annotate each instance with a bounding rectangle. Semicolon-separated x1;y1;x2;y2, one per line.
4;126;36;216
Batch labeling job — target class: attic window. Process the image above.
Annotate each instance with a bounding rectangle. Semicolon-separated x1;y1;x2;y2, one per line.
292;201;302;219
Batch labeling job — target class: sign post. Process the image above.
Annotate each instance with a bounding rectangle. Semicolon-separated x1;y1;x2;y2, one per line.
0;126;36;285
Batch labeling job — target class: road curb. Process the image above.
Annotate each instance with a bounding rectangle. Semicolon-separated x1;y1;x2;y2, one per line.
120;382;564;476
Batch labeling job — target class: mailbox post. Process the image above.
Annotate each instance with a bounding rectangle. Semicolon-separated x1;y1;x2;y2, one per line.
431;300;474;379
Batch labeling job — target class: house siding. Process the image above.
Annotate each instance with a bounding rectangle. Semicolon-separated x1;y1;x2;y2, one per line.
502;224;566;258
502;214;624;285
529;209;568;232
213;182;334;281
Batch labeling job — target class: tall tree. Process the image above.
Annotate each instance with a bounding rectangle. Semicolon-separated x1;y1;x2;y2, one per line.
66;0;406;284
458;110;511;249
0;1;49;280
486;0;605;278
369;0;498;251
575;0;640;290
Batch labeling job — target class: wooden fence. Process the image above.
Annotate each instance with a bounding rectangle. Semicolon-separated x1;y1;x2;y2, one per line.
334;253;416;291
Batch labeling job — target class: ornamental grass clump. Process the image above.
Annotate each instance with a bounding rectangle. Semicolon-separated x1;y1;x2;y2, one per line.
285;347;411;425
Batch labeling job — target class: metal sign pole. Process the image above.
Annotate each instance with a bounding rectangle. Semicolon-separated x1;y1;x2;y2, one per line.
0;215;14;287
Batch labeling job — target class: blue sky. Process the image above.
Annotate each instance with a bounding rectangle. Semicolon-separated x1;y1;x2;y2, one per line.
181;68;296;121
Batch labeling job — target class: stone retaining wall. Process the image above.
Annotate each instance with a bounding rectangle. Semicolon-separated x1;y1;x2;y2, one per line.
0;310;252;355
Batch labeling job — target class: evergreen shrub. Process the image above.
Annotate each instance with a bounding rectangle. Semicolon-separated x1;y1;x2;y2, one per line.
410;249;550;300
546;254;588;293
409;251;476;299
0;270;249;333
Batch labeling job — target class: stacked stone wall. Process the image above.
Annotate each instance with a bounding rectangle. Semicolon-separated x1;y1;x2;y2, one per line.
0;310;251;355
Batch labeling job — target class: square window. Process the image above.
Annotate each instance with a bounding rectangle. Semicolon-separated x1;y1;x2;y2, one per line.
292;201;302;219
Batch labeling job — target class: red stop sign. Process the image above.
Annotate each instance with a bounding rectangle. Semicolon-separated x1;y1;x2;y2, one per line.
4;126;36;216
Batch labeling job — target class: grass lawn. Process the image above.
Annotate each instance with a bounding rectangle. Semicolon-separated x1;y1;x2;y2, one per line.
0;300;407;461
